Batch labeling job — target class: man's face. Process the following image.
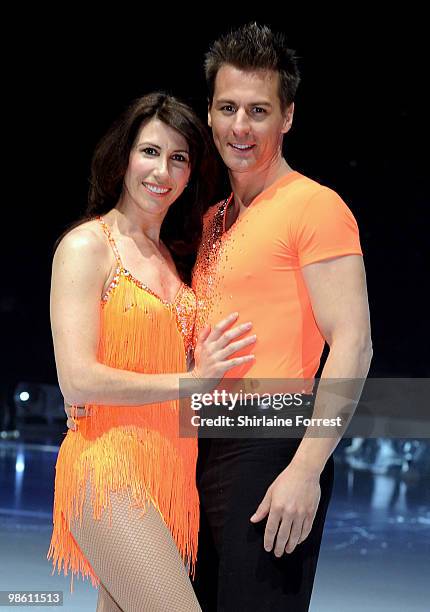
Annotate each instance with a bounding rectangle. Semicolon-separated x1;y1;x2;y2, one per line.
208;65;294;174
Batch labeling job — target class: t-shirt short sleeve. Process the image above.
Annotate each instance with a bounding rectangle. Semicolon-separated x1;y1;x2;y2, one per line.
294;187;363;267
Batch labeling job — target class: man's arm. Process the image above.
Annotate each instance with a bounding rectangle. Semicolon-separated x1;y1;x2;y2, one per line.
250;254;372;555
291;253;373;470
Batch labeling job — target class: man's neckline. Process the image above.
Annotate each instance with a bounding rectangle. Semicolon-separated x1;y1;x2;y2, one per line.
222;170;302;234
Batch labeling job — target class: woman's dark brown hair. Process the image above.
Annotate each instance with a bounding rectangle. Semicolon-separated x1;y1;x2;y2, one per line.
56;92;220;282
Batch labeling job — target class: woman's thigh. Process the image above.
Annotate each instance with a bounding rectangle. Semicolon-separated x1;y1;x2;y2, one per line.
69;480;201;612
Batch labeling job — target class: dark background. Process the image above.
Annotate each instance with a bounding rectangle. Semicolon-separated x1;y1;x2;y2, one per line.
2;10;428;388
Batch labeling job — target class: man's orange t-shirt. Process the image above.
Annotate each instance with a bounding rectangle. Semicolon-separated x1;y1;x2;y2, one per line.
192;171;362;386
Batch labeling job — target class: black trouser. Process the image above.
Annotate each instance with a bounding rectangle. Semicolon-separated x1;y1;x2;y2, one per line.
193;436;334;611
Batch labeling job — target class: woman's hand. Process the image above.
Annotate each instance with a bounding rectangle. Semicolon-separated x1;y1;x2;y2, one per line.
191;312;256;391
64;401;89;431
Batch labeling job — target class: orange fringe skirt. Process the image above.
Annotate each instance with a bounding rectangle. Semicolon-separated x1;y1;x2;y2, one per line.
47;419;199;592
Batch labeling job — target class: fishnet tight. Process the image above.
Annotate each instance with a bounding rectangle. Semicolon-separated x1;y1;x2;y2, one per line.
69;480;201;611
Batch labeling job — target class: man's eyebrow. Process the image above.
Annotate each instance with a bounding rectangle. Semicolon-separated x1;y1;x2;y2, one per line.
216;99;273;107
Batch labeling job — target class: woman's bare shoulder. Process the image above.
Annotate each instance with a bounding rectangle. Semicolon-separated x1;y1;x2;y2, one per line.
55;219;109;261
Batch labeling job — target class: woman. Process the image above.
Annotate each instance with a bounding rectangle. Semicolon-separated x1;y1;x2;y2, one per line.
47;92;256;611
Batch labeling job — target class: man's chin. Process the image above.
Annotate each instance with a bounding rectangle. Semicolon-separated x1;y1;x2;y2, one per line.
222;155;257;173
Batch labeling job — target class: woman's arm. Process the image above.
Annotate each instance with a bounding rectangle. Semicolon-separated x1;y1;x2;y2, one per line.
51;226;255;407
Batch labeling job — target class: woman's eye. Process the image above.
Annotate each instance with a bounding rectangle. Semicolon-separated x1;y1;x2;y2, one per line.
172;154;188;162
142;147;158;155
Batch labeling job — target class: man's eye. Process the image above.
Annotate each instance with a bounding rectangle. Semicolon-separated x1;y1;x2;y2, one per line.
253;107;266;114
221;105;235;112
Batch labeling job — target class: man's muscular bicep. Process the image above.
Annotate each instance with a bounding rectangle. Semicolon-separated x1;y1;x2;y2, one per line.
301;255;371;346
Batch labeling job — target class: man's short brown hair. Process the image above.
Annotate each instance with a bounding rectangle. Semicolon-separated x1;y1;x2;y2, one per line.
205;22;301;112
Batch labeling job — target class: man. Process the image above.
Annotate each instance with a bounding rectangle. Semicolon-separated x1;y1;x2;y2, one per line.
191;23;372;611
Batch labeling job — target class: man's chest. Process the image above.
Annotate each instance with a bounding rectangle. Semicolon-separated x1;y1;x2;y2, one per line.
193;206;299;296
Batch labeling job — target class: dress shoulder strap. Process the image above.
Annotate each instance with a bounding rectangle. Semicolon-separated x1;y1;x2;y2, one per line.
96;216;123;268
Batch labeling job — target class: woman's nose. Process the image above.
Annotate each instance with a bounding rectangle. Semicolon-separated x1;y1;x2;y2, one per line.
153;156;169;180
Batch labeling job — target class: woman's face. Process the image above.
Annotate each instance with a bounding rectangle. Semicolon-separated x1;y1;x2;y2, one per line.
123;117;191;216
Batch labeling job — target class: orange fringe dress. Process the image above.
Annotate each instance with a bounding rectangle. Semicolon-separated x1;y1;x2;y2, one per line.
47;217;199;590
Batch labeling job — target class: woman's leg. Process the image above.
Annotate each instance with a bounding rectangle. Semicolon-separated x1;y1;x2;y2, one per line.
96;584;123;611
70;481;201;612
